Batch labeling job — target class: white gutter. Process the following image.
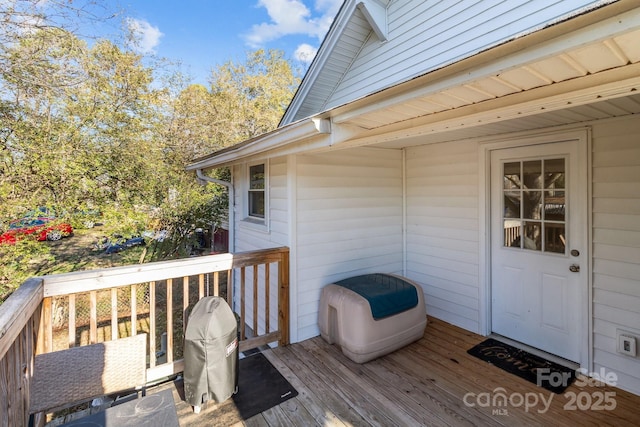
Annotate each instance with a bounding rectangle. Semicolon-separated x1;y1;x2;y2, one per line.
187;117;331;171
196;169;234;253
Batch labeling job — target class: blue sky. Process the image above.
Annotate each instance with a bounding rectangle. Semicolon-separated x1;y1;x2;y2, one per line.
117;0;343;85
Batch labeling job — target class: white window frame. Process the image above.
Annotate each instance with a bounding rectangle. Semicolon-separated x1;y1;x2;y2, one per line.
244;161;269;227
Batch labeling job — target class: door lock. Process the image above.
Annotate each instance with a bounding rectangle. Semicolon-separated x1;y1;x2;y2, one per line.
570;249;580;257
569;264;580;273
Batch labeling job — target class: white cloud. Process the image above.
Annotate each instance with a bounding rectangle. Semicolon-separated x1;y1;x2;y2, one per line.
244;0;342;48
126;18;163;54
294;43;317;64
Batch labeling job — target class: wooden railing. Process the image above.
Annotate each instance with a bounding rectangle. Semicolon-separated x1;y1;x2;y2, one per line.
0;278;43;427
0;247;289;425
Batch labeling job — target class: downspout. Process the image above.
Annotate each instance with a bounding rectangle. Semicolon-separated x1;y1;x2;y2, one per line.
196;169;234;253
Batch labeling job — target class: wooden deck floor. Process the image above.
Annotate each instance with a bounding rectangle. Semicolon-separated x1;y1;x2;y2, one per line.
152;317;638;426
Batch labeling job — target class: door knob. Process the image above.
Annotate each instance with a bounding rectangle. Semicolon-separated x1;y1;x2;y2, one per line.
569;264;580;273
571;249;580;257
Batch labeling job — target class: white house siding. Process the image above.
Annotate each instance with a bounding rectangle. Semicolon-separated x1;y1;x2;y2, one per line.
591;116;640;395
294;147;404;340
232;157;288;338
327;0;611;111
404;140;481;334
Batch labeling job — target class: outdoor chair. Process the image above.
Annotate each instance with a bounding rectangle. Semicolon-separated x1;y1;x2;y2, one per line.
29;333;148;418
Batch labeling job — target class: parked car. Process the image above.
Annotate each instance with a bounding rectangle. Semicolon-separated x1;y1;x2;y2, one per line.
0;217;73;245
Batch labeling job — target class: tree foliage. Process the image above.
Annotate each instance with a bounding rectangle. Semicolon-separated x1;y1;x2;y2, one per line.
0;2;299;301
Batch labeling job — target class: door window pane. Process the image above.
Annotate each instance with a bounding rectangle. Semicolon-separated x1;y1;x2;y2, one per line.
504;162;521;189
523;222;542;251
523;160;542;189
545;191;565;221
504;192;521;218
504;220;521;248
523;191;542;220
502;158;566;254
545;158;565;189
545;223;566;253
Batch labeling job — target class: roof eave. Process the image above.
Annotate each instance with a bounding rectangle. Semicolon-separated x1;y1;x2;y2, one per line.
186;117;331;171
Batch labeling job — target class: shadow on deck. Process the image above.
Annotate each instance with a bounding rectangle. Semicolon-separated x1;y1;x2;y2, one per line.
120;318;638;427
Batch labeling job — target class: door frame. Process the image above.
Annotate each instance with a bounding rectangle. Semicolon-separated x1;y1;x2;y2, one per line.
478;127;592;369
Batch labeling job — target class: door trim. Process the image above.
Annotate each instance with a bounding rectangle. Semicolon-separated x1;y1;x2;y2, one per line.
478;127;592;369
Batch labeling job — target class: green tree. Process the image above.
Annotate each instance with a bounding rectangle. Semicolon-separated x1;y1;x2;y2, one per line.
148;50;299;261
208;49;300;145
0;5;300;300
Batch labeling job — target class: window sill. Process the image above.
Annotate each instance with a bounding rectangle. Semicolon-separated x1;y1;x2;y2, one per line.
240;217;269;233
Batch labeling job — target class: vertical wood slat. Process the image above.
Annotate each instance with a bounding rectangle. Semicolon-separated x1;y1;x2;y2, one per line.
166;279;173;364
68;295;76;348
278;250;290;346
89;291;97;344
23;321;34;426
149;281;156;368
130;284;137;336
253;265;258;335
213;272;219;297
182;277;189;340
198;274;204;299
0;315;36;427
36;305;44;357
1;344;15;427
227;269;233;308
40;298;52;354
240;267;246;341
0;277;42;427
265;263;270;333
111;288;118;341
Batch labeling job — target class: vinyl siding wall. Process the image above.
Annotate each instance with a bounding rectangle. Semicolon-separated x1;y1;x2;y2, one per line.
591;116;640;395
401;116;640;395
404;140;481;333
229;116;640;394
327;0;610;110
232;157;288;337
294;147;404;340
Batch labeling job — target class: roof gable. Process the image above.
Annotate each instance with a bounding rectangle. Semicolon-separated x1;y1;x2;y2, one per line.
280;0;390;126
281;0;618;126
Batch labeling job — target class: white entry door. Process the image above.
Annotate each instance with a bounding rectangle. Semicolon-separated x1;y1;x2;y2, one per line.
491;140;586;363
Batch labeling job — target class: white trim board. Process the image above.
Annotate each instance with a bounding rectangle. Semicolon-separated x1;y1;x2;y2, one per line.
478;127;591;370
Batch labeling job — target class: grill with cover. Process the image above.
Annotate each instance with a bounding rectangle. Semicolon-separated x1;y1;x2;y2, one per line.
183;296;238;413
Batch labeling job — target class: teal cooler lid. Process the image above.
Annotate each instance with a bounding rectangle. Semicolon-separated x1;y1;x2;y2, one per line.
334;273;418;319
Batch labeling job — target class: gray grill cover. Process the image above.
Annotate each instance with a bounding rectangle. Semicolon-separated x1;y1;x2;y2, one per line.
183;296;238;406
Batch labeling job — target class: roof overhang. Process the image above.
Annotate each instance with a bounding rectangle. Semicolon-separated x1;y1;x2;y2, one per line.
186;117;331;171
188;1;640;171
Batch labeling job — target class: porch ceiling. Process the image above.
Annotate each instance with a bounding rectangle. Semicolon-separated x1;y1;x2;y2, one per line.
369;92;640;149
332;25;640;149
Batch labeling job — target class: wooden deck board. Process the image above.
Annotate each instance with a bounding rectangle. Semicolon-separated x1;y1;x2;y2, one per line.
144;317;640;426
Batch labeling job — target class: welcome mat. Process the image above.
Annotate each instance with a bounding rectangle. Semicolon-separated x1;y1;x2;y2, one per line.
467;338;575;394
232;351;298;419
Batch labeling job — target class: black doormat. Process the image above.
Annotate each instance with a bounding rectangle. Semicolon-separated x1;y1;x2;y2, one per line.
467;338;576;394
232;352;298;419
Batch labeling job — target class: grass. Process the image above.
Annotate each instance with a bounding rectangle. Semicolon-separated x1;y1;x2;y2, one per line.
0;226;148;304
39;227;148;275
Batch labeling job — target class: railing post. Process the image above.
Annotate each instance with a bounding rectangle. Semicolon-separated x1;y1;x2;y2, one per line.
0;278;44;426
278;248;290;346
